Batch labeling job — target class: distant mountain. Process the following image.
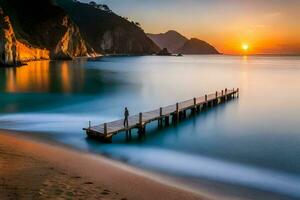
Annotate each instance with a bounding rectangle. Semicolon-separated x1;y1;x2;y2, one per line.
176;38;219;55
147;30;220;55
147;30;188;53
56;0;160;55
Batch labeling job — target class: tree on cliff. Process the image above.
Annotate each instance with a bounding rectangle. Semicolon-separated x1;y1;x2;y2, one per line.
89;1;96;6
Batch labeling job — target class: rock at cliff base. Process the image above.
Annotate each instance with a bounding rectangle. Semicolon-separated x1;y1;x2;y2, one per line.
157;48;172;56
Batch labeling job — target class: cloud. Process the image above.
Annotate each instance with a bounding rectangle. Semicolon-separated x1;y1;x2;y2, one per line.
264;12;282;19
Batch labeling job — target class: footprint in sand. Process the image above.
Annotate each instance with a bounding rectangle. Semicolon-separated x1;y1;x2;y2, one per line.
84;181;93;185
101;191;110;195
71;176;81;179
101;189;111;195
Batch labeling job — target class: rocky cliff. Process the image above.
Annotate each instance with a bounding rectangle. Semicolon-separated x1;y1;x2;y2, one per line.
0;7;50;66
56;0;160;55
0;7;18;66
0;0;160;67
0;0;93;66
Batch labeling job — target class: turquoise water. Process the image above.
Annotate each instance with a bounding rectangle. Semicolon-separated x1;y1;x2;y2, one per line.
1;55;300;199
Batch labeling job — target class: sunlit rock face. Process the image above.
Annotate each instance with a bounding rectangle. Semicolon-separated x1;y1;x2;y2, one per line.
0;7;18;66
0;7;50;66
0;0;94;66
11;2;92;60
52;15;89;59
16;41;50;62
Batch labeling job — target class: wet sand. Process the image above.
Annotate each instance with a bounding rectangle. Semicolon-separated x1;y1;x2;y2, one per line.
0;131;206;200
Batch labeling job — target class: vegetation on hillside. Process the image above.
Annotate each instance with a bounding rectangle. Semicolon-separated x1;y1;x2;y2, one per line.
56;0;160;54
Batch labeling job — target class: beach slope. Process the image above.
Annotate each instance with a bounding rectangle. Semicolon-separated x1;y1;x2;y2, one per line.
0;132;206;200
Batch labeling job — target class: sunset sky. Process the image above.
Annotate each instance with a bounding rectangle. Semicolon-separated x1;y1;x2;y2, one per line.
83;0;300;55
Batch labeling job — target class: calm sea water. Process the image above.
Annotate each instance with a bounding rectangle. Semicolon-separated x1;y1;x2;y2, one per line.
1;55;300;199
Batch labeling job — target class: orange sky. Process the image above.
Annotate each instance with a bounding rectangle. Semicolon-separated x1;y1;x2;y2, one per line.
89;0;300;55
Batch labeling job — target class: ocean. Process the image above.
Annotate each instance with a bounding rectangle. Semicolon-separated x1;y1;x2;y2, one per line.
1;55;300;199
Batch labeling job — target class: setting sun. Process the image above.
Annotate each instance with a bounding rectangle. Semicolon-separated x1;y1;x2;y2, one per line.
242;44;249;51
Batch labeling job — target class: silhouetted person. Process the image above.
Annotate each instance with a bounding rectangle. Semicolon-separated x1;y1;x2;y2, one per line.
123;107;129;127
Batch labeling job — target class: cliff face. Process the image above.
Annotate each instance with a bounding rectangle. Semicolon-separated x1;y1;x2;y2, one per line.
0;7;17;66
98;27;159;54
147;30;188;53
16;41;50;62
0;7;50;66
56;0;160;55
49;15;90;59
0;0;93;66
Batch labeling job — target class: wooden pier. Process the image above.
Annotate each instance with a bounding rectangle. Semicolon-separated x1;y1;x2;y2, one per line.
84;88;239;142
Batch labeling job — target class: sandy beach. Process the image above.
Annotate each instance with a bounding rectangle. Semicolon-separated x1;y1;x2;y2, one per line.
0;131;206;200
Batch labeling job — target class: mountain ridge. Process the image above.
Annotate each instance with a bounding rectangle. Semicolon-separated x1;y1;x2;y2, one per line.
147;30;220;55
147;30;188;53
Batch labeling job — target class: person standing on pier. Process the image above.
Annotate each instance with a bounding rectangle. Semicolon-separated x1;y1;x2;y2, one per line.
124;107;129;127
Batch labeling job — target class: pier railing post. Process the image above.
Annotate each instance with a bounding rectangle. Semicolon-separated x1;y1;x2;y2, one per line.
176;103;179;123
159;107;163;127
139;112;143;126
205;95;207;102
138;112;145;134
237;88;239;97
104;123;107;136
225;88;227;94
221;90;224;102
233;88;235;98
193;97;197;114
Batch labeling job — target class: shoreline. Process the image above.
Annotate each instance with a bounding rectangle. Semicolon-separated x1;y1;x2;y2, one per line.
0;54;103;68
0;130;295;200
0;130;206;200
2;54;297;69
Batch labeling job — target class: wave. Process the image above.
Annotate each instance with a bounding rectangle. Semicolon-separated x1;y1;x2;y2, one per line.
0;113;116;133
103;145;300;198
1;113;300;198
